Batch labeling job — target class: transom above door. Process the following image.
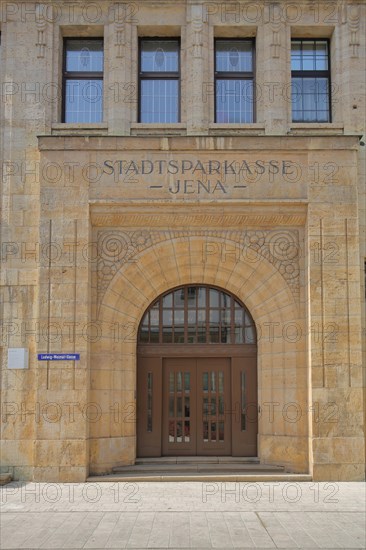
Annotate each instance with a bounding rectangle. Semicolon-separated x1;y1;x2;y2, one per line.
139;285;256;345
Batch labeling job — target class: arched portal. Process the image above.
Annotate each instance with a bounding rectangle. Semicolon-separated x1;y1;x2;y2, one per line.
137;285;257;457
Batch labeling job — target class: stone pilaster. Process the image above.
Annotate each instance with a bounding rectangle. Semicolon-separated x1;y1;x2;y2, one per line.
186;2;209;134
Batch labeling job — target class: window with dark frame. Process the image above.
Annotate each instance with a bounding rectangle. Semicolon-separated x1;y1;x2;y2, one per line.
63;38;104;123
139;38;180;123
215;39;255;123
291;39;331;122
139;286;256;345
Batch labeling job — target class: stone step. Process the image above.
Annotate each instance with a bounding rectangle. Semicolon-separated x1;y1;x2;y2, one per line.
135;456;261;465
87;473;312;483
0;473;13;486
112;463;285;474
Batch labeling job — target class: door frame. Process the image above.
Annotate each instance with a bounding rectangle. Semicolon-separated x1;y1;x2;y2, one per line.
137;345;257;457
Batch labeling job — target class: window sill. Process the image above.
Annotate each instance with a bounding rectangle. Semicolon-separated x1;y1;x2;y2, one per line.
209;123;265;136
130;123;187;136
289;123;344;136
51;123;108;136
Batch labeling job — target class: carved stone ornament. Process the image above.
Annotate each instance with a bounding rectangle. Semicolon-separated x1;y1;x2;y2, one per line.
97;229;300;306
35;4;47;59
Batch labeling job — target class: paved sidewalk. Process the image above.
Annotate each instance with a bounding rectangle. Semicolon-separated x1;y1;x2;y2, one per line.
0;481;365;549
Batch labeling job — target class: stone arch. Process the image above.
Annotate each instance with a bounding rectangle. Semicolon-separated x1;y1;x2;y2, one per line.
89;235;307;474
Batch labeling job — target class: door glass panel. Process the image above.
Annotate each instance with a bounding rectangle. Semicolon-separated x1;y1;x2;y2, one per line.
211;422;217;442
184;397;190;417
203;397;209;416
219;421;224;442
211;397;216;415
176;372;182;391
203;372;208;391
203;421;209;442
211;372;216;392
169;395;174;417
219;371;224;393
177;396;182;417
176;421;182;442
184;421;190;442
219;395;224;414
184;372;190;392
147;372;153;432
241;371;246;431
169;420;175;442
169;373;174;392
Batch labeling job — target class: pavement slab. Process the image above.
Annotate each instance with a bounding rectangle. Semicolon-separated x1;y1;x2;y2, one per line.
0;482;365;549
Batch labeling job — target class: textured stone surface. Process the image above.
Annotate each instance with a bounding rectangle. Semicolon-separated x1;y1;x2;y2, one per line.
0;0;365;482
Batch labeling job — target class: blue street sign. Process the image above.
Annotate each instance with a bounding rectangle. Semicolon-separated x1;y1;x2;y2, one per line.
37;354;80;361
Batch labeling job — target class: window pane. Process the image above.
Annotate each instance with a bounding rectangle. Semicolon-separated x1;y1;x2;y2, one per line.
291;41;302;70
163;294;172;307
302;41;316;70
140;80;179;123
292;77;329;122
174;289;185;307
66;39;103;72
216;79;253;123
150;309;159;326
163;310;172;325
138;286;256;345
315;41;328;69
197;287;206;307
65;80;103;123
245;326;255;344
150;327;159;343
173;325;184;343
141;40;179;72
174;309;184;325
291;39;328;72
216;40;252;72
209;289;219;307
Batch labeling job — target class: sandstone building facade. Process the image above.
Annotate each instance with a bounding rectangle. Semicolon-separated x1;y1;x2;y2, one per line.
0;0;365;482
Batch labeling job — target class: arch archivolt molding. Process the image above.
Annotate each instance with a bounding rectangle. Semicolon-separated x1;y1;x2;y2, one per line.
96;228;301;354
96;229;301;312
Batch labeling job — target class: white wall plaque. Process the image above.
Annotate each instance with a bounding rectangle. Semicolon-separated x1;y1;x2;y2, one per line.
8;348;29;369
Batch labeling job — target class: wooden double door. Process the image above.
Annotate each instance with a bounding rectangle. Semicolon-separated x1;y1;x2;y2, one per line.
137;354;257;457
